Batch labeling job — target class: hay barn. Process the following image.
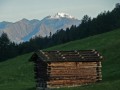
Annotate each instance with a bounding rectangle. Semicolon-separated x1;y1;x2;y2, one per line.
31;50;103;90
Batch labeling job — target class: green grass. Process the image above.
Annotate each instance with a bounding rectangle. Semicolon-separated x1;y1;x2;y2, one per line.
0;29;120;90
0;53;36;90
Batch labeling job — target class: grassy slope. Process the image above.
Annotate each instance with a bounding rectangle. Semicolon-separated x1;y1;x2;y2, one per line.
0;53;35;90
0;29;120;90
47;29;120;90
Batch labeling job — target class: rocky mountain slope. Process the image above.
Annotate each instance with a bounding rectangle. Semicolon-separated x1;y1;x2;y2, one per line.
0;13;81;43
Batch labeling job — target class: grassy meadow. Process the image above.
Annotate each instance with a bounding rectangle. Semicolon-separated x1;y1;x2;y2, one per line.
0;29;120;90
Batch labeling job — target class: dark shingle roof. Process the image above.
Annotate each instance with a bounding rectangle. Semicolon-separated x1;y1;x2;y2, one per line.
34;50;103;62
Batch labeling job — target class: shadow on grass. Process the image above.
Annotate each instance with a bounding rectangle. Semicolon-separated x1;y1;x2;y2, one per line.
27;87;36;90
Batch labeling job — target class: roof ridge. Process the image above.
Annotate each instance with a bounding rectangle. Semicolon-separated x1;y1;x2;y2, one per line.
34;50;103;62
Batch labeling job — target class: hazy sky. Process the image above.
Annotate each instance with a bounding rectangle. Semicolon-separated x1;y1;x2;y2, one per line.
0;0;119;22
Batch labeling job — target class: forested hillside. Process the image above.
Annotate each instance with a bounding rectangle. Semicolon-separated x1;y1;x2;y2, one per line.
0;3;120;61
0;28;120;90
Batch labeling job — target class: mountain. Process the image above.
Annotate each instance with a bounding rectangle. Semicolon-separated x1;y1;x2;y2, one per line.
0;13;81;43
36;13;80;37
0;19;40;43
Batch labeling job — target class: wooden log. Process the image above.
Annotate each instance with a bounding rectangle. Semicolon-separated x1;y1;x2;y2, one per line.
47;79;97;85
48;62;98;66
48;69;97;74
49;76;101;80
48;66;101;70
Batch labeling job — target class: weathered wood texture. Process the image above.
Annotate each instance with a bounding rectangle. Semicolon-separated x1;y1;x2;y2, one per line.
33;50;103;62
34;61;102;88
31;50;103;89
46;62;101;88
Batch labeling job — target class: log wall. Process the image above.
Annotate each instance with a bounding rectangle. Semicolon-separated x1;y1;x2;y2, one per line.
46;61;102;88
32;50;103;89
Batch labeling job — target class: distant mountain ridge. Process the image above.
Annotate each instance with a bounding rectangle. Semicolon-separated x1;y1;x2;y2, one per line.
0;13;81;43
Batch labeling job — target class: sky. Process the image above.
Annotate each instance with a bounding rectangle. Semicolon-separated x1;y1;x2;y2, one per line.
0;0;120;22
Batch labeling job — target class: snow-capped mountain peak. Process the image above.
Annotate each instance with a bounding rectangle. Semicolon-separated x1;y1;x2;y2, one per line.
46;13;75;19
55;13;74;18
0;13;81;43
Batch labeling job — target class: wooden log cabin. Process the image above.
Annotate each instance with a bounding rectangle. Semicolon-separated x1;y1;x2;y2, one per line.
31;50;103;90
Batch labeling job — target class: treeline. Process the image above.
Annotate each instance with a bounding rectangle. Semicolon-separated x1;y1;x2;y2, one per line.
0;3;120;61
0;33;18;60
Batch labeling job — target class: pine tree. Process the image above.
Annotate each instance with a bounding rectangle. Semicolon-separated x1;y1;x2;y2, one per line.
0;32;10;60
